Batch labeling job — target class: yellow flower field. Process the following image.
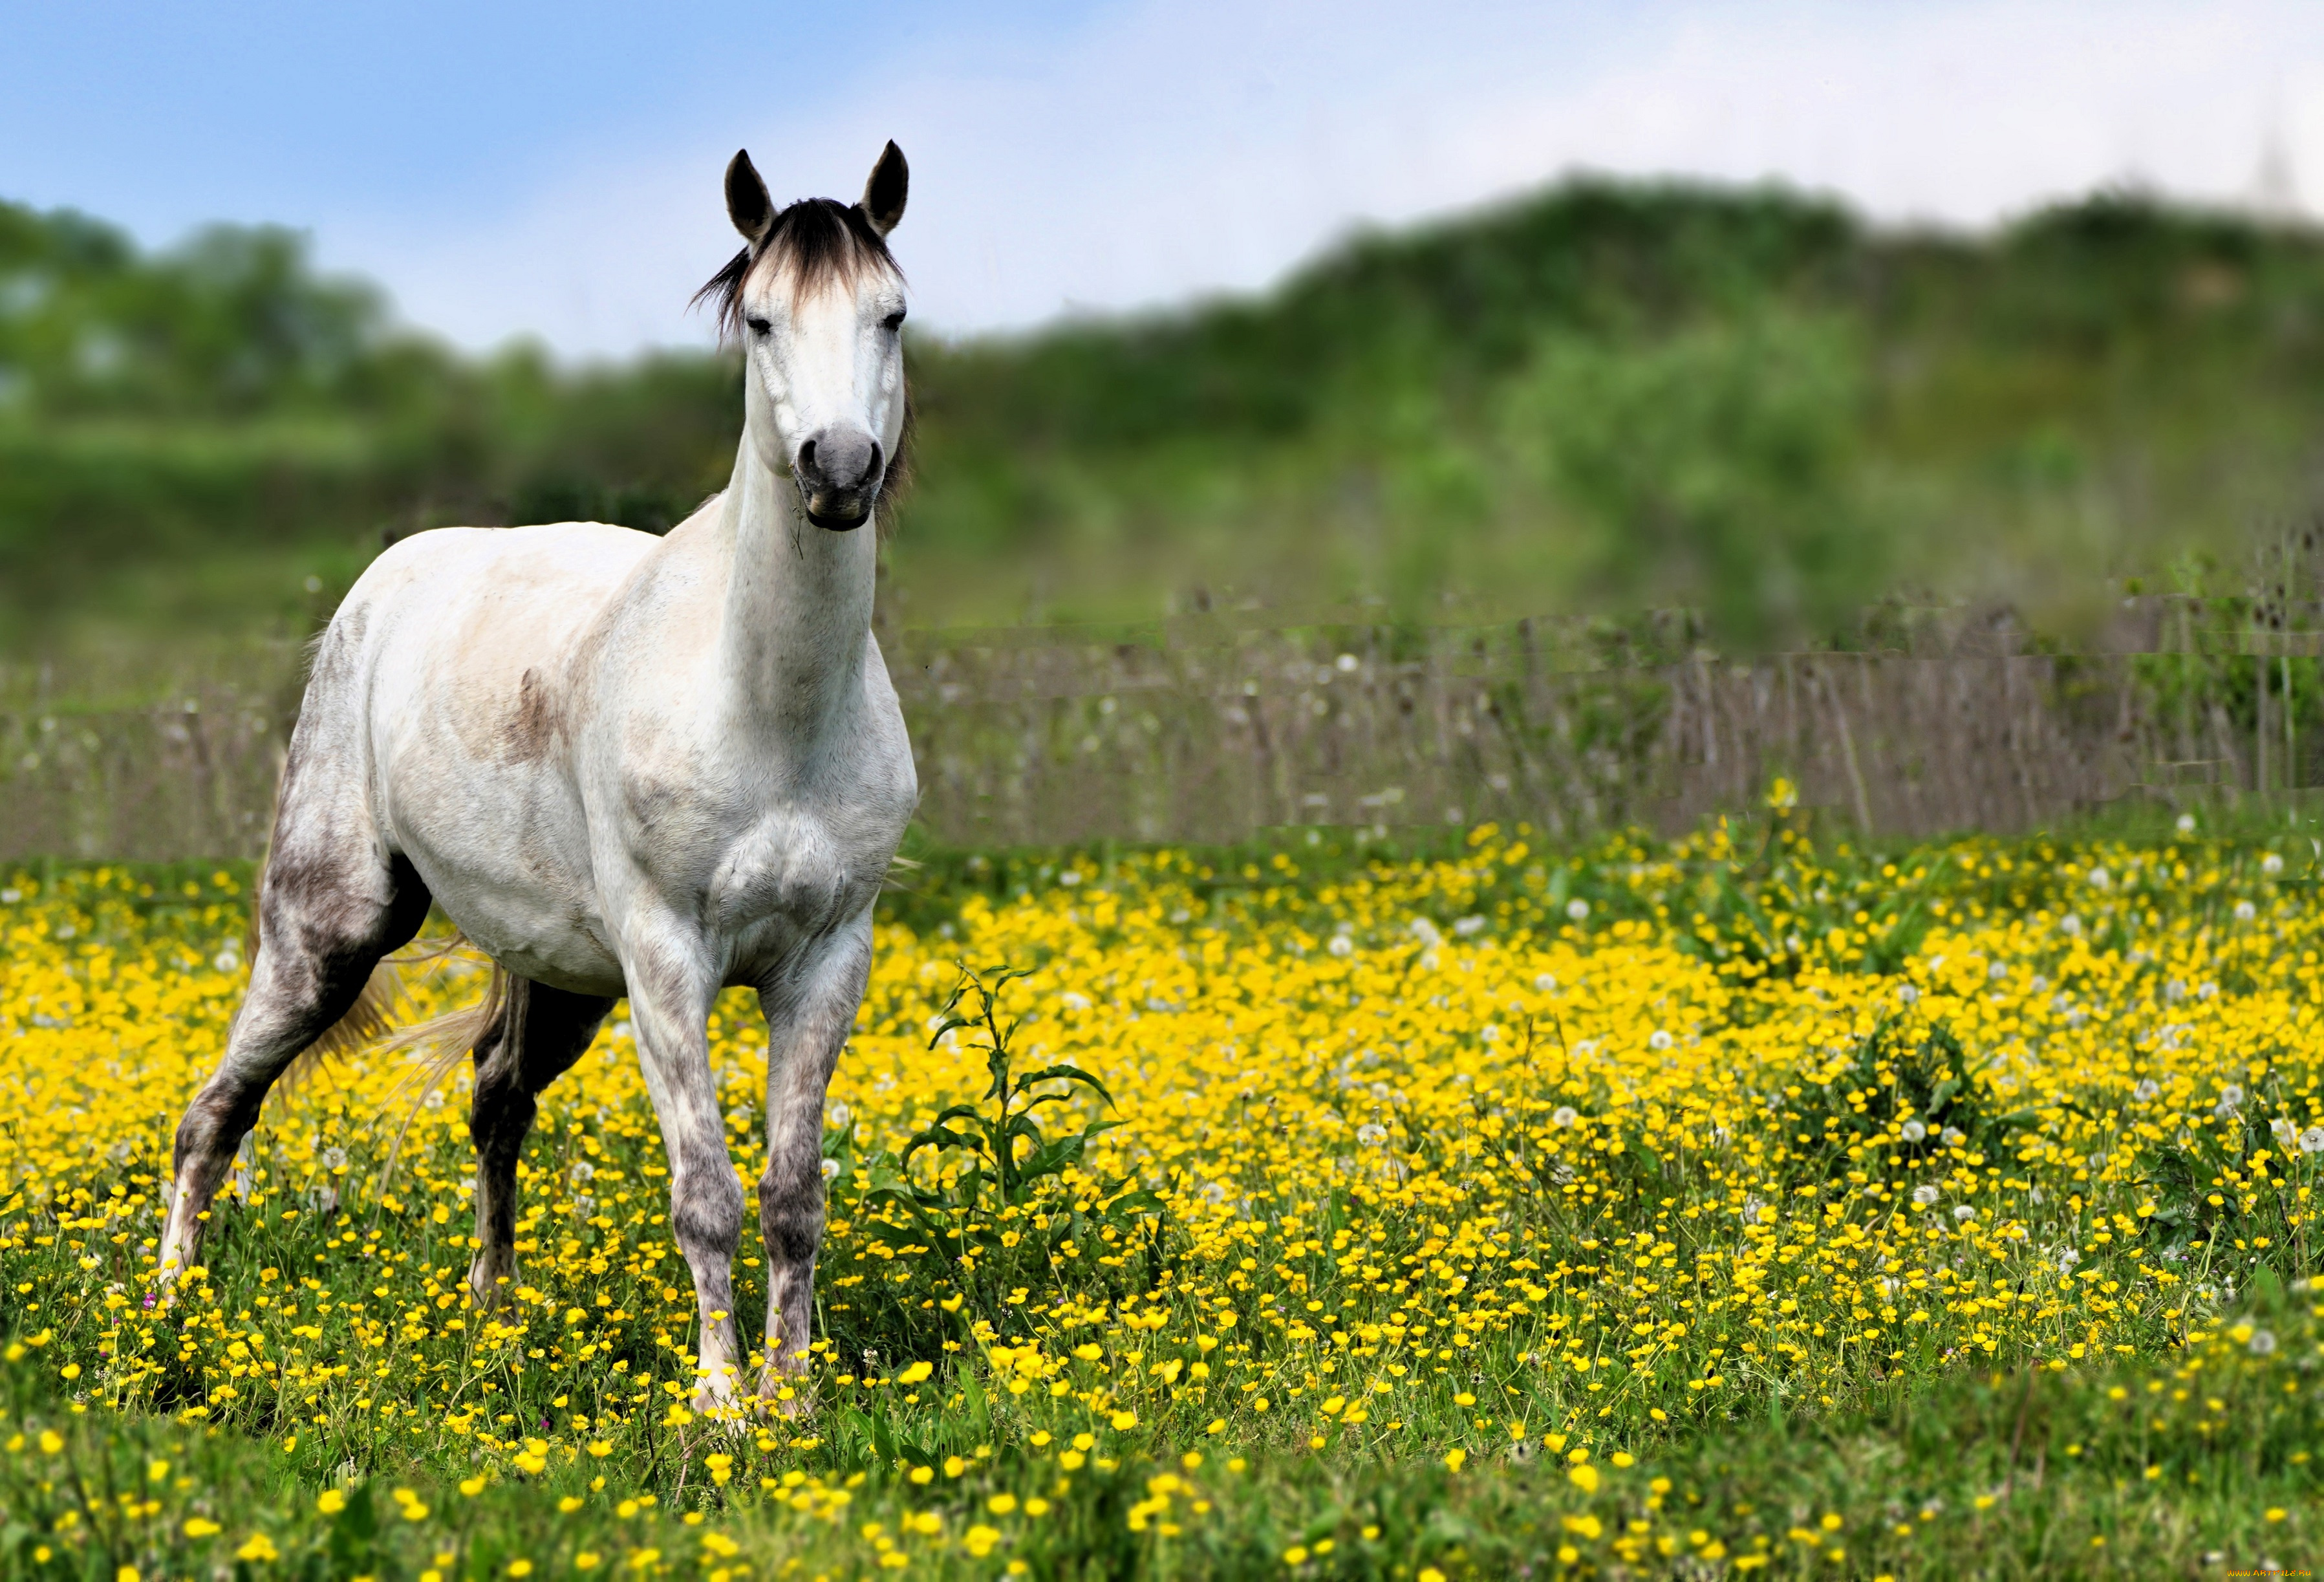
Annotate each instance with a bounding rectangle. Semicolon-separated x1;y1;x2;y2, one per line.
1;812;2319;1576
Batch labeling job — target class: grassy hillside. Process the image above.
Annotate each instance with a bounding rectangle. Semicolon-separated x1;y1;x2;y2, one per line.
901;184;2324;638
5;182;2324;654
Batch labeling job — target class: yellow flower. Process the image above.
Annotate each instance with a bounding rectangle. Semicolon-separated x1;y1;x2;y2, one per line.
317;1490;347;1516
4;828;2317;1577
235;1533;279;1563
183;1519;222;1539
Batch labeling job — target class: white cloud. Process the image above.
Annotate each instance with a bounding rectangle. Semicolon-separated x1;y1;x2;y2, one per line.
331;0;2324;357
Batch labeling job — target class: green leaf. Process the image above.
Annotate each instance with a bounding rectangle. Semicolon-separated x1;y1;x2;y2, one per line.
1017;1138;1085;1180
1018;1064;1121;1109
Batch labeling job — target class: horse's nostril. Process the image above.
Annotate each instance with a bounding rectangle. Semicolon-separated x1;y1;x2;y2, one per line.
865;442;883;482
796;438;818;479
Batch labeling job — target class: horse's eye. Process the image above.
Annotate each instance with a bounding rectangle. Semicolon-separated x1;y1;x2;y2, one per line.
746;315;771;336
881;310;906;332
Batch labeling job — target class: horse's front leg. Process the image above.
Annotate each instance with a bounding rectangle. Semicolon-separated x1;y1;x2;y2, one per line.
620;930;749;1415
754;911;873;1402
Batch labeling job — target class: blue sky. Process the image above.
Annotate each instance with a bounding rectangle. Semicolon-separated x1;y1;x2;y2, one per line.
3;1;1083;226
5;1;2319;354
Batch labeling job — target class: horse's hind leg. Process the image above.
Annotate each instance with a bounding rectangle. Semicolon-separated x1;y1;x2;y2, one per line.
466;981;614;1305
157;841;431;1279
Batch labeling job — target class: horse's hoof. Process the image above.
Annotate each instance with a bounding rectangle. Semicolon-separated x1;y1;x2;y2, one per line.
466;1264;516;1310
689;1390;757;1432
754;1368;815;1420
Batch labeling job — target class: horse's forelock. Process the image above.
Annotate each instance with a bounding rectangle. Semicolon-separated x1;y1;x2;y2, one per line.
693;198;902;340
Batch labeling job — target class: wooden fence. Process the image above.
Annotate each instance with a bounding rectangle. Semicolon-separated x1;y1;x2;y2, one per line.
1;601;2310;861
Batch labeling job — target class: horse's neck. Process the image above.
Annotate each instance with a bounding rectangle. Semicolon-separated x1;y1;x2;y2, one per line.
713;441;877;742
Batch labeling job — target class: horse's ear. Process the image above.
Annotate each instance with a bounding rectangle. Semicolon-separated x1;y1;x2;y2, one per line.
726;149;775;246
860;141;908;236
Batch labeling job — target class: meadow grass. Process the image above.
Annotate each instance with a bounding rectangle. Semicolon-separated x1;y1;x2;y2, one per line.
2;805;2321;1577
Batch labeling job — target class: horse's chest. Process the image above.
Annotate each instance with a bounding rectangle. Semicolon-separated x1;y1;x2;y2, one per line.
707;808;870;944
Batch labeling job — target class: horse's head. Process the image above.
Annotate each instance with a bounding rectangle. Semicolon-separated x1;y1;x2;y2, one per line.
699;143;910;532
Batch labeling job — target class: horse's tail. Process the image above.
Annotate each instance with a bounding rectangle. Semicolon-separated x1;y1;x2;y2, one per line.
367;962;514;1194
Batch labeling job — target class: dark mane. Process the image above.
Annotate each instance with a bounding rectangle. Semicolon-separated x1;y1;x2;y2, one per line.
691;197;902;340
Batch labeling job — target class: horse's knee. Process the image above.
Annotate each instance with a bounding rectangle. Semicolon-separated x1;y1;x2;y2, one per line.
757;1162;826;1264
468;1063;534;1161
172;1079;259;1174
673;1165;746;1260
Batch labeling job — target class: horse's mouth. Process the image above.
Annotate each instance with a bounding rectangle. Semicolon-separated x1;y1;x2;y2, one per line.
804;503;869;532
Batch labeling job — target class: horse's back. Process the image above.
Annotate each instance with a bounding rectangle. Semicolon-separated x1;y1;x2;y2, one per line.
330;521;655;725
352;522;658;638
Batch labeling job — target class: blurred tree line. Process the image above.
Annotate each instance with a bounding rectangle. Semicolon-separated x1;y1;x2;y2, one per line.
5;180;2324;654
0;204;737;645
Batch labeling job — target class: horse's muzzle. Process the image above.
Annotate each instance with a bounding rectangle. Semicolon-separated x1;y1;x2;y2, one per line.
796;427;882;532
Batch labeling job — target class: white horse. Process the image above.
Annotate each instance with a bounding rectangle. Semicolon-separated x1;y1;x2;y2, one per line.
158;143;920;1412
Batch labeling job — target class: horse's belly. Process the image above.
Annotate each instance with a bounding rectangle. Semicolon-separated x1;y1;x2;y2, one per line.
393;794;627;997
436;879;628;997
